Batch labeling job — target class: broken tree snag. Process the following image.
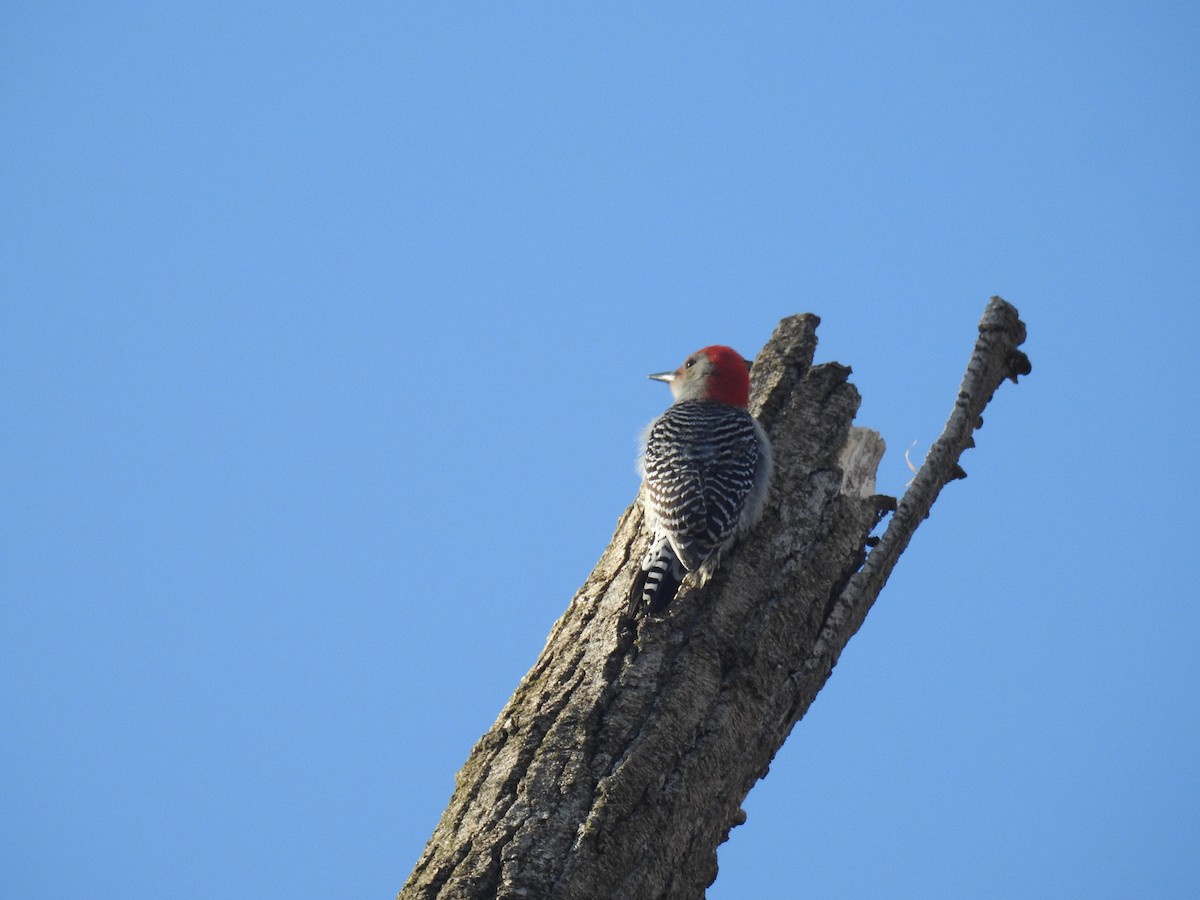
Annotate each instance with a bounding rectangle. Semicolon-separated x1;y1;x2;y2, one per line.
400;298;1030;900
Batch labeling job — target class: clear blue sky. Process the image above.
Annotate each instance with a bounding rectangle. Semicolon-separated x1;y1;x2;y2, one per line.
3;3;1197;898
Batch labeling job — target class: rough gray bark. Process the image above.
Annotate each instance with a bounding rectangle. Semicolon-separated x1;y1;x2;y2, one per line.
401;297;1030;900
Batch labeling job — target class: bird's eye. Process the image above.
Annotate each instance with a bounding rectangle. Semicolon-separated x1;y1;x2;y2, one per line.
685;357;695;369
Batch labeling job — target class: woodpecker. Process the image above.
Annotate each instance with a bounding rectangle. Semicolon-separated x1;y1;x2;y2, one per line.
630;345;772;616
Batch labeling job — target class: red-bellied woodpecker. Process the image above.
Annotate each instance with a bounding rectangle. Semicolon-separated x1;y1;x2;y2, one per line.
629;345;772;615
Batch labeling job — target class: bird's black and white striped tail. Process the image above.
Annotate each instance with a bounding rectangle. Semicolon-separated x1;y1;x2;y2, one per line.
628;546;684;617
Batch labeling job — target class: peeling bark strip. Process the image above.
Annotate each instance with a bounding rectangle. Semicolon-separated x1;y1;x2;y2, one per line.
401;298;1029;900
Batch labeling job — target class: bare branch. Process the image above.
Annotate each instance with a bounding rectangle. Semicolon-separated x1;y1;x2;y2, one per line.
808;296;1031;669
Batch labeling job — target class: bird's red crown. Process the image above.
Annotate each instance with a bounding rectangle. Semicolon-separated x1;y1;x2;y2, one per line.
699;345;752;407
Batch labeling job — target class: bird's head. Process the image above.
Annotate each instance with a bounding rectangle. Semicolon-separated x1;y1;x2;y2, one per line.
649;345;753;407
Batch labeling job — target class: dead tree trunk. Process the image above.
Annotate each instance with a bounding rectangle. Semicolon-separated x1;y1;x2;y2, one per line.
400;297;1031;900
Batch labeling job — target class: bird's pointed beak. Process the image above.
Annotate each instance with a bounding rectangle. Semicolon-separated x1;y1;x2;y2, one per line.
648;371;676;383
